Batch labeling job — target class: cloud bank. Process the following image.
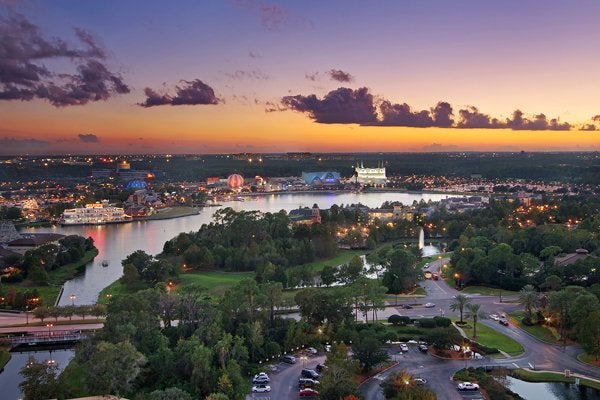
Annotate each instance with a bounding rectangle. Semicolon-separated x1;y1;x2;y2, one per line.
78;133;99;143
0;13;129;107
139;79;220;107
281;87;581;131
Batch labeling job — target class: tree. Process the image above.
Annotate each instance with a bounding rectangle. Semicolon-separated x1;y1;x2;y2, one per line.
260;281;282;326
32;306;50;323
449;294;471;324
465;303;486;339
542;275;562;291
352;335;389;372
426;327;459;350
578;310;600;361
84;340;146;395
518;284;538;323
19;356;61;400
146;387;193;400
122;263;140;287
321;265;337;286
318;344;360;400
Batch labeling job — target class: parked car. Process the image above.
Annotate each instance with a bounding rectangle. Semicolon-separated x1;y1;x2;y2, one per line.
399;344;409;352
315;363;327;373
301;369;320;379
299;388;319;396
252;372;270;384
401;304;413;309
252;384;271;393
499;318;509;326
417;344;428;353
424;302;435;308
307;347;318;355
457;382;480;390
282;355;297;364
414;378;427;385
489;314;499;321
298;378;320;388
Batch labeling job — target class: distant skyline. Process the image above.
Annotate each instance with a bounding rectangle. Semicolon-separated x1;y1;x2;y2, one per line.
1;0;599;155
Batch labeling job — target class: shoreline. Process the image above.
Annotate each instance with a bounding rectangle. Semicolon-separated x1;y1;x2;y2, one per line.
236;188;487;198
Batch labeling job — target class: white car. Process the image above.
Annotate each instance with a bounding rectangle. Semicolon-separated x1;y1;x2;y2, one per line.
253;372;270;384
252;384;271;393
307;347;318;354
414;378;427;385
489;314;499;321
457;382;480;391
399;344;409;352
424;302;435;308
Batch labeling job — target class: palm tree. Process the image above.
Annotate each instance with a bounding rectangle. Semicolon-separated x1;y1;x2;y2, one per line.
449;294;471;324
519;284;538;322
465;303;486;339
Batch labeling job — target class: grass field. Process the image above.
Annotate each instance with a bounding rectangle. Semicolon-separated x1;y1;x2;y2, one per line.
457;319;524;356
3;285;61;308
508;311;563;345
47;248;99;284
145;206;199;220
513;369;600;391
577;352;600;367
176;271;254;296
0;349;11;370
299;250;368;273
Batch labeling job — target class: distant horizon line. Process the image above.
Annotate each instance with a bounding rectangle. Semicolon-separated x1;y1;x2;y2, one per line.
2;150;599;158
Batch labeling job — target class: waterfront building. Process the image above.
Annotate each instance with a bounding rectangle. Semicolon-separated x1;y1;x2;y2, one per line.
61;200;131;225
355;162;387;186
301;171;341;186
289;203;322;225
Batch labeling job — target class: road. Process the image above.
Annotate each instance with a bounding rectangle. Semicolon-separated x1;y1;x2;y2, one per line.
360;257;599;400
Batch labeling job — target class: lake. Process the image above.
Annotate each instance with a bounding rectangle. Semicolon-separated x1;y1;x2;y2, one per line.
21;191;456;305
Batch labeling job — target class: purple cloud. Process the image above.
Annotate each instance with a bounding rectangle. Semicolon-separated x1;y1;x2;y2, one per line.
327;69;353;83
78;133;99;143
139;79;220;107
281;87;378;124
579;124;597;131
506;110;570;131
457;106;504;128
379;101;434;127
224;69;269;80
0;13;129;107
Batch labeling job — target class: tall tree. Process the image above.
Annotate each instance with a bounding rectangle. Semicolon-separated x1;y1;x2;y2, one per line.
449;294;471;324
518;284;538;323
352;335;389;372
465;303;486;339
19;356;61;400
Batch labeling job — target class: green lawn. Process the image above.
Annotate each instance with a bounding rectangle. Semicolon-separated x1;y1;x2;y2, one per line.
47;248;99;284
3;285;61;308
457;319;524;356
508;311;563;345
513;369;600;391
577;352;600;367
298;250;367;273
176;271;254;296
460;286;519;297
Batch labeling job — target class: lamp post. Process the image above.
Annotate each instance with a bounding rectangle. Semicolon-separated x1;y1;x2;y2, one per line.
47;323;53;336
69;294;76;306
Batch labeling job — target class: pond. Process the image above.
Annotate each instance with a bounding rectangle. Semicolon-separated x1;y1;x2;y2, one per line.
506;376;600;400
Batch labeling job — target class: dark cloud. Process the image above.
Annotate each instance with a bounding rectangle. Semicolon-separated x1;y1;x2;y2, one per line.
224;69;269;80
0;137;50;154
248;51;261;58
281;87;377;124
304;72;319;81
139;79;220;107
260;4;287;30
431;102;454;128
457;106;504;128
379;101;434;127
579;124;597;131
0;13;129;106
78;133;99;143
506;110;570;131
327;69;353;83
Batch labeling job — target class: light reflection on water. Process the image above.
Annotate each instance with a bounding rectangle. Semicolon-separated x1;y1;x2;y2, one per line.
507;376;600;400
21;192;455;305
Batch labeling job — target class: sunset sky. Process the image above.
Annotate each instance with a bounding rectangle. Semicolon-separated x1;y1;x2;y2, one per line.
1;0;599;154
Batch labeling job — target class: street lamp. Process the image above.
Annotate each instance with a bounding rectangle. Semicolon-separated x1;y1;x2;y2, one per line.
69;294;76;306
47;323;53;336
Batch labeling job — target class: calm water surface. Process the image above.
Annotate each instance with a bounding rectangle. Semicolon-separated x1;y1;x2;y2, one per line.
21;192;456;305
0;349;74;400
507;376;600;400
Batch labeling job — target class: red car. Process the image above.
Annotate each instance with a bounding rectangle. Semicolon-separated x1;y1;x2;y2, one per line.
299;388;319;396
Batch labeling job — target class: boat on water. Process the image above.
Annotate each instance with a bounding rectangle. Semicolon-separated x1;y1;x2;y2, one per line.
60;200;132;226
101;260;109;267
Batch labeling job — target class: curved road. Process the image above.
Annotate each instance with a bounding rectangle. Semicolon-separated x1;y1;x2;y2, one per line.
360;257;599;400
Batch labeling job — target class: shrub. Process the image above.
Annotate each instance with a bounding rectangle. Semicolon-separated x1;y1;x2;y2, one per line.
433;316;452;327
388;314;402;325
417;318;437;329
